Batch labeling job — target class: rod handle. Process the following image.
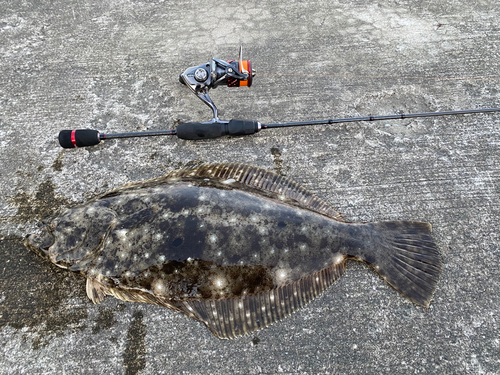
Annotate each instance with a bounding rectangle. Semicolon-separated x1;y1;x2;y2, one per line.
176;119;259;140
59;129;101;148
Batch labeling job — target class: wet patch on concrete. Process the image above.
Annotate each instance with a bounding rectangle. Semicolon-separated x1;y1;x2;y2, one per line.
92;306;116;334
0;235;88;349
123;310;147;375
51;150;64;172
11;179;71;223
271;146;285;175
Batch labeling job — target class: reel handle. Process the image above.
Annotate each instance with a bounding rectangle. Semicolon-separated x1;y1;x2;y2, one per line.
177;120;260;140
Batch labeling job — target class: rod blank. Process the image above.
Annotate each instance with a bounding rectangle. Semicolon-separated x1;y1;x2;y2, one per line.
263;108;500;129
58;107;500;148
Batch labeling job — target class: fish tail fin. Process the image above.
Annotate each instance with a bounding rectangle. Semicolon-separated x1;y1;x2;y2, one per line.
364;221;443;307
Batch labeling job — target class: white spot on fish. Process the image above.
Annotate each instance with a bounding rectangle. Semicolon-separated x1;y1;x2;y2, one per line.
198;207;204;213
215;278;225;288
200;224;204;228
163;213;169;218
335;255;345;264
159;255;166;262
153;279;166;294
199;195;206;201
209;235;217;243
183;210;189;215
279;270;286;279
300;244;306;250
223;178;236;184
145;253;150;259
155;233;162;241
301;226;306;232
117;229;128;240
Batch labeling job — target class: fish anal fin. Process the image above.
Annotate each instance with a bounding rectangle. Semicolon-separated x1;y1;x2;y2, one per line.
176;261;346;339
86;277;172;308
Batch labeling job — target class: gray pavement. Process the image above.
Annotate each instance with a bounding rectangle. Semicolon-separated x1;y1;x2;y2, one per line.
1;0;499;374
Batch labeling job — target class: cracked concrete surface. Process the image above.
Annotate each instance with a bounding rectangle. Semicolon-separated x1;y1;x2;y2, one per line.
1;0;499;374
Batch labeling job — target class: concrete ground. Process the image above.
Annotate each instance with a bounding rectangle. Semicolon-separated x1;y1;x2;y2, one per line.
1;0;499;374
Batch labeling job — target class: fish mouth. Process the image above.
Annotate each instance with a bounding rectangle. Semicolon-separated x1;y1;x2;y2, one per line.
25;226;55;258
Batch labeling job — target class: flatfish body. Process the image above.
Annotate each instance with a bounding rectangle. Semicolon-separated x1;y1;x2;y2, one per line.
25;163;442;339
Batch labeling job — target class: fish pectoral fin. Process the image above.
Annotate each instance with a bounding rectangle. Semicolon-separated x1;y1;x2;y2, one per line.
86;277;109;304
175;261;346;339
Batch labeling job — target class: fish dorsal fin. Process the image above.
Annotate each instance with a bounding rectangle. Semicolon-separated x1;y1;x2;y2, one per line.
167;162;345;222
175;261;346;339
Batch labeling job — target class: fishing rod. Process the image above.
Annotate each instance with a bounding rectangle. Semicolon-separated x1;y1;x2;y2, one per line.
59;47;500;148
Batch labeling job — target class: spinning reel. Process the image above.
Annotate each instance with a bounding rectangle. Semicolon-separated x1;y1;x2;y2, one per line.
58;47;500;148
179;45;254;122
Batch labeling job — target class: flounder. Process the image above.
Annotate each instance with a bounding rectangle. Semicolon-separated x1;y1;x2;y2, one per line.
25;163;442;339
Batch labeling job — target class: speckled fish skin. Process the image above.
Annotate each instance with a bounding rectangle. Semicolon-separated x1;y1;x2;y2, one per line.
26;163;443;339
